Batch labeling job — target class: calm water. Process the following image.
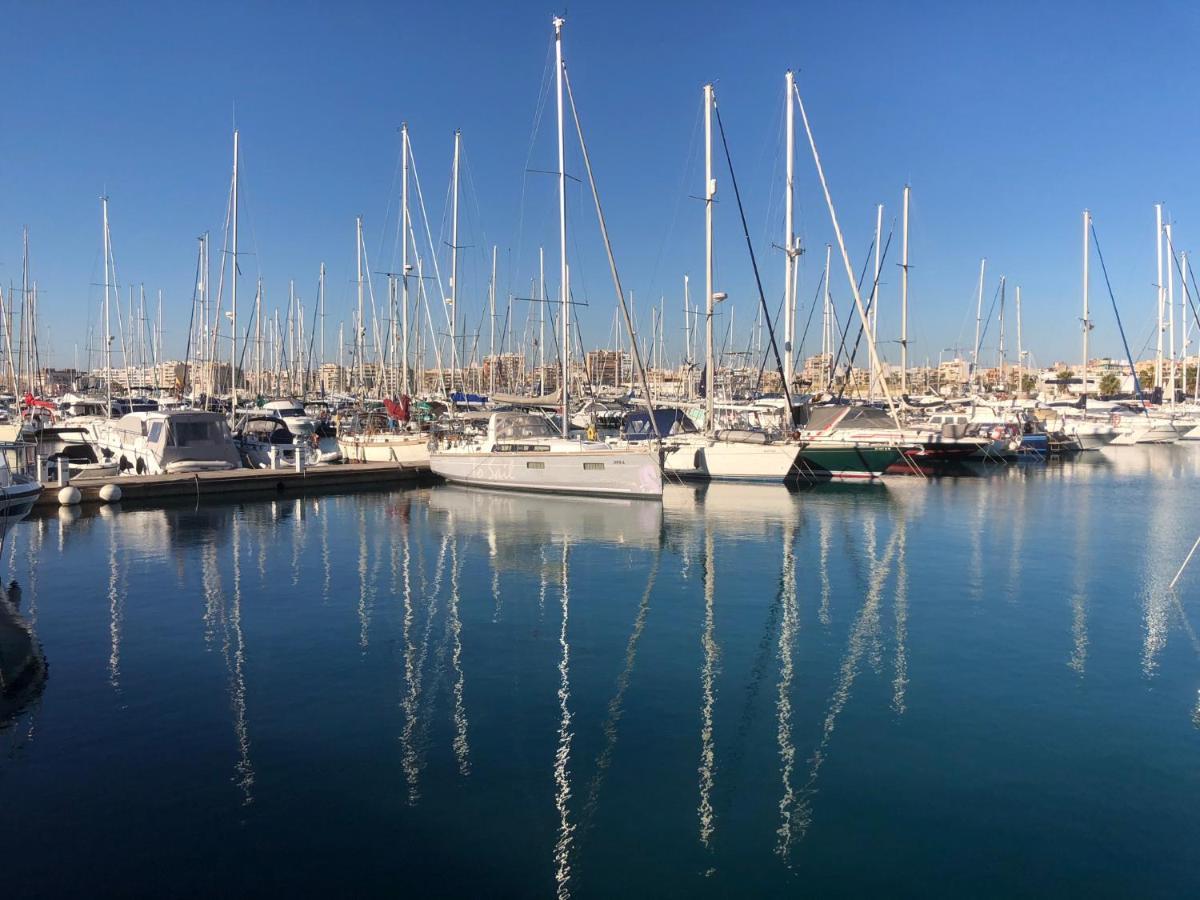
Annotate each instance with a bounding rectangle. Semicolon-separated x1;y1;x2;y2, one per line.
2;448;1200;897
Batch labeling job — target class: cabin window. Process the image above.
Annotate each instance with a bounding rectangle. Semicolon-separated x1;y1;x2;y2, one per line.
147;422;164;444
583;462;605;471
526;461;545;469
496;415;556;440
169;419;227;447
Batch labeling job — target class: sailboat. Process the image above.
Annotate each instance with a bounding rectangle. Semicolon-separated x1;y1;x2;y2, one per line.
430;18;661;499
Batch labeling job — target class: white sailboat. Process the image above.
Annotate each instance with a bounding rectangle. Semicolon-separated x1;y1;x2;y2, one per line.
430;17;661;500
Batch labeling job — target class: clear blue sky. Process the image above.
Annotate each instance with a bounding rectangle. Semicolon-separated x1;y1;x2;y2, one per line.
3;0;1199;373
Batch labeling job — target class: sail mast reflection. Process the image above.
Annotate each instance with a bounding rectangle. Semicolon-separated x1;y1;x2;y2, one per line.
698;527;717;849
225;511;254;805
775;518;798;860
553;539;575;900
107;514;123;691
892;516;909;714
449;537;470;775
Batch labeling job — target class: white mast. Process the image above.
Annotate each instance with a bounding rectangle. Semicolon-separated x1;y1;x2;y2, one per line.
870;203;882;398
823;243;832;388
704;82;716;434
401;123;410;396
554;18;569;434
1082;209;1091;403
1167;222;1176;405
319;262;326;393
230;129;239;415
900;185;910;396
1156;202;1164;390
450;128;461;393
972;258;986;392
539;246;546;390
102;196;112;414
489;244;497;396
356;216;365;393
783;70;796;387
1016;285;1024;395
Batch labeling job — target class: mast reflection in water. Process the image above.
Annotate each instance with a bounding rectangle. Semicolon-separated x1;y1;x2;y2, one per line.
1;448;1200;895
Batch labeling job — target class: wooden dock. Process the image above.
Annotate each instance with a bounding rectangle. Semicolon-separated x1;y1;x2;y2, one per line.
35;462;433;508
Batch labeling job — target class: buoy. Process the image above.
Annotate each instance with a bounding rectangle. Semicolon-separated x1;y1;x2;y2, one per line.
57;485;81;506
98;483;123;503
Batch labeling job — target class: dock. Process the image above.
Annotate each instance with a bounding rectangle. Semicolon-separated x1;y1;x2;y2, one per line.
35;462;434;508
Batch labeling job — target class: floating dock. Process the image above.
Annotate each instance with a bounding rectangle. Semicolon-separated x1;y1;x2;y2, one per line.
36;462;433;508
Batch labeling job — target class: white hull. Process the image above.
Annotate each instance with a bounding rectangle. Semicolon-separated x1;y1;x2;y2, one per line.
663;436;798;482
338;433;430;466
1108;420;1181;445
431;447;661;498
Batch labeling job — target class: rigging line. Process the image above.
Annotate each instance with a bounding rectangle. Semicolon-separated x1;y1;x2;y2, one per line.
713;102;795;415
834;229;894;404
974;278;1004;361
829;237;876;385
645;99;704;299
407;139;451;331
514;36;557;290
1090;222;1148;410
1161;227;1200;336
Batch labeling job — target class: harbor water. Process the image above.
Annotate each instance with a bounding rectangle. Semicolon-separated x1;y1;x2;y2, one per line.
2;447;1199;896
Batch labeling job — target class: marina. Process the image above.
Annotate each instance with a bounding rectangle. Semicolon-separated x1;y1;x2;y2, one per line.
5;3;1200;896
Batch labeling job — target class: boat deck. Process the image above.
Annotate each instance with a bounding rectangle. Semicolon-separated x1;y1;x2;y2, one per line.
35;461;433;508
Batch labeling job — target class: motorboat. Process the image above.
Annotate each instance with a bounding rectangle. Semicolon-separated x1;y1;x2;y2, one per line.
233;413;325;469
0;443;42;517
89;410;242;475
430;411;662;498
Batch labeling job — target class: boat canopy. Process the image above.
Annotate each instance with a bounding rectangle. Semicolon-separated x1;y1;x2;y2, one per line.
492;413;557;441
804;405;895;432
623;408;698;441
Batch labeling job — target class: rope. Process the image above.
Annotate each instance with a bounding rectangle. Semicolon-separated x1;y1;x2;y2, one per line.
1090;223;1148;412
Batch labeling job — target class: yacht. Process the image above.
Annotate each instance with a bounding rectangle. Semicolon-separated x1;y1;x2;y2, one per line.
233;413;325;469
89;410;242;475
0;443;42;516
430;411;662;499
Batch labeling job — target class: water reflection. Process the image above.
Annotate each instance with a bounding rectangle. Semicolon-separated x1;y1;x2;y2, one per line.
9;450;1200;895
0;579;46;744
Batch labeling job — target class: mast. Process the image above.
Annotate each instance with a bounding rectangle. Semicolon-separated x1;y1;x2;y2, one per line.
319;262;326;393
972;258;986;392
997;276;1006;384
1082;209;1091;404
783;70;796;388
255;277;263;396
489;244;497;396
870;203;882;398
356;216;365;394
704;82;716;434
554;17;569;434
1156;202;1164;390
1016;285;1023;396
401;123;410;396
539;246;546;390
102;196;112;414
900;185;910;396
823;243;832;389
1167;222;1176;405
230;129;239;415
450;128;461;393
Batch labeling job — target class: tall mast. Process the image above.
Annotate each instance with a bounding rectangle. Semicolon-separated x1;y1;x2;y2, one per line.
1016;285;1023;395
870;203;882;399
401;123;410;396
255;277;262;396
102;196;112;414
489;244;497;396
319;262;326;392
1082;209;1091;404
539;246;546;389
783;70;796;388
1156;202;1164;390
997;276;1006;382
230;129;239;415
356;216;365;394
554;18;569;433
1167;222;1176;405
900;185;910;396
823;243;832;388
450;128;461;392
972;258;986;392
704;82;716;434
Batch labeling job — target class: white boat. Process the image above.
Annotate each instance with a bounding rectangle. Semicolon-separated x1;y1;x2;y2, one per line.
430;412;662;498
233;414;325;469
90;410;242;475
0;443;42;516
337;430;429;466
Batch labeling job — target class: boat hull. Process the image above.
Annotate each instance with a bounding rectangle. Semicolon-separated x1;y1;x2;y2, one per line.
430;448;662;498
794;445;901;481
338;433;430;466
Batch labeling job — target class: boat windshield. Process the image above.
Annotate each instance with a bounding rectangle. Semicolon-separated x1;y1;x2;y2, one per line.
494;415;556;440
168;417;230;447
